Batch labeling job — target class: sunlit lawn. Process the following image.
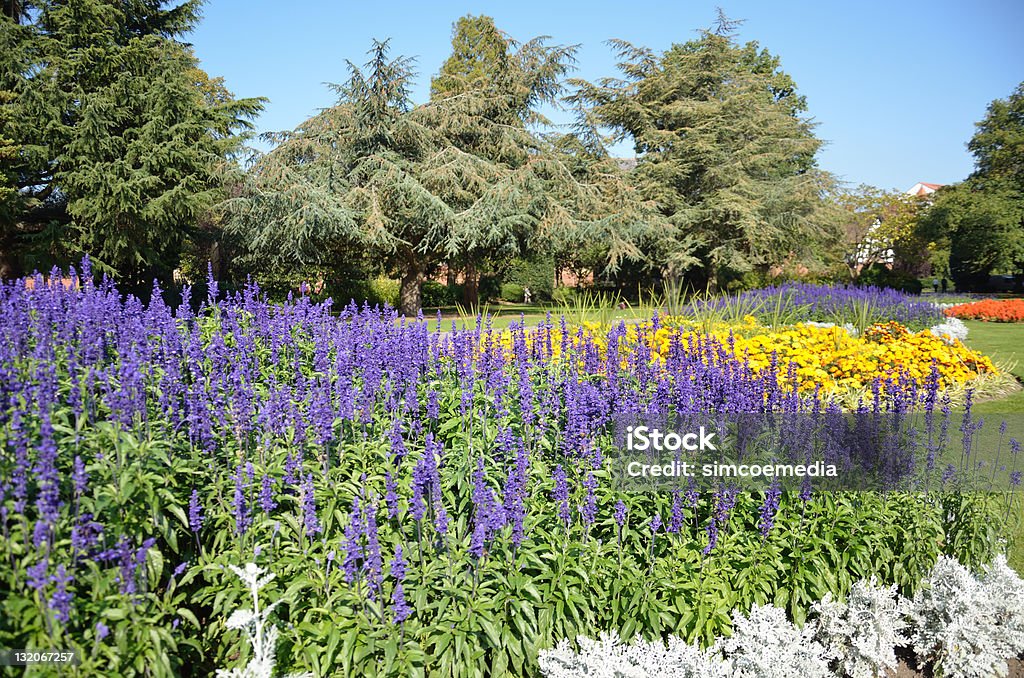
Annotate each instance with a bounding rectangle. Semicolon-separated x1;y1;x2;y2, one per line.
962;320;1024;573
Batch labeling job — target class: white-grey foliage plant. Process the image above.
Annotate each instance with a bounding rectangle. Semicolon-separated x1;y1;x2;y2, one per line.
540;555;1024;678
811;577;908;678
216;563;313;678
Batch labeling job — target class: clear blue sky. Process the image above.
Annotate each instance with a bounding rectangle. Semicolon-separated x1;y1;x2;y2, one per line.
188;0;1023;192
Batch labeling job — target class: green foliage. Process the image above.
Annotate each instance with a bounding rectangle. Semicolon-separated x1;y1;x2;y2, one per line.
500;282;524;303
837;185;928;280
421;280;460;307
228;27;658;316
503;255;555;301
919;82;1024;291
856;265;924;294
1;0;263;282
569;18;838;288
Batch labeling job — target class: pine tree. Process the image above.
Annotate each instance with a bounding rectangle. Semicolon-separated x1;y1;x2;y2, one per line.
1;0;263;283
570;20;836;289
229;36;657;315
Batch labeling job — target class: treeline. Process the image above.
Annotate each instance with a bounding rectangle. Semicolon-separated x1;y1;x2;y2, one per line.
1;3;1020;311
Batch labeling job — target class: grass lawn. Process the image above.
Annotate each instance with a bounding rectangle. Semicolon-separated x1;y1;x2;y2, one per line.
963;320;1024;414
962;320;1024;573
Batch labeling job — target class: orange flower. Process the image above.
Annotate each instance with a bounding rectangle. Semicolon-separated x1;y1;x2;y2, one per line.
946;299;1024;323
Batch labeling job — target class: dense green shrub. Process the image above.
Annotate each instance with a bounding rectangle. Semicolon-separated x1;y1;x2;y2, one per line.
421;281;460;307
504;256;555;301
501;283;525;302
857;266;924;294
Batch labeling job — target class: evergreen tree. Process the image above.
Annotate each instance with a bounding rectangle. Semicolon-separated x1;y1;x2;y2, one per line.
0;0;263;283
229;36;657;315
570;18;836;289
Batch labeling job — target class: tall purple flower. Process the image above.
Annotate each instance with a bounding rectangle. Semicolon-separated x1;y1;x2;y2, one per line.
48;565;73;624
72;455;88;496
188;489;204;533
342;497;362;584
232;466;250;536
614;500;627;529
390;545;411;624
384;471;400;519
580;472;598;528
551;465;570;528
301;473;321;537
758;483;782;539
364;502;383;598
259;475;277;514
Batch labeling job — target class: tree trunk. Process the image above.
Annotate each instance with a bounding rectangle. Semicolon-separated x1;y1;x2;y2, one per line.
0;232;22;280
399;264;422;317
462;261;479;308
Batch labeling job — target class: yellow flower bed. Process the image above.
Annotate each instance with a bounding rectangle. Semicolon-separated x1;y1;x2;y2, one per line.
501;317;996;395
633;318;996;393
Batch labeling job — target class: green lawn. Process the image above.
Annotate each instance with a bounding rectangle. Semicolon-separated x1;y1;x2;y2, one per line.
964;320;1024;414
962;320;1024;573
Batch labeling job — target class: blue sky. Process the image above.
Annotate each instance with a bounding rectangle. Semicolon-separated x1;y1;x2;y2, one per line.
188;0;1023;192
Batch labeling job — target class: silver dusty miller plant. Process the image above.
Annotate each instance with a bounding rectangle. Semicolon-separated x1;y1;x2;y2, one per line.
907;554;1024;678
539;604;831;678
216;563;312;678
712;603;832;678
811;577;909;678
538;632;729;678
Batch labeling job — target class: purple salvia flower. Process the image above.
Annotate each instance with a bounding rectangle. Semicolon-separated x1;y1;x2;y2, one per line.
301;473;321;537
614;500;627;528
758;483;782;539
384;471;400;520
188;489;203;533
364;502;383;598
551;465;570;528
581;472;598;528
232;466;250;536
259;475;277;514
392;582;411;624
668;490;684;534
72;455;88;496
27;557;48;592
342;498;362;584
48;565;73;624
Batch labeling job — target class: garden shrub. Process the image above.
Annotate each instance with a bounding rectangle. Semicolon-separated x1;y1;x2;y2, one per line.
907;555;1024;678
811;578;909;678
857;265;924;294
421;280;459;307
503;255;555;301
500;282;524;303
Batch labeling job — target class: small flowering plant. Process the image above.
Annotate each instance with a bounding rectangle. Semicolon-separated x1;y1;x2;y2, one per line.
216;563;311;678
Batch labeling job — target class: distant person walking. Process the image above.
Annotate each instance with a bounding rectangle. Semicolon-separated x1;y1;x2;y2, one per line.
932;278;940;293
941;278;948;293
523;286;532;304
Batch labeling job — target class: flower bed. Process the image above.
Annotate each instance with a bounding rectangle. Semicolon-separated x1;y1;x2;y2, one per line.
0;267;1019;676
946;298;1024;322
539;555;1024;678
